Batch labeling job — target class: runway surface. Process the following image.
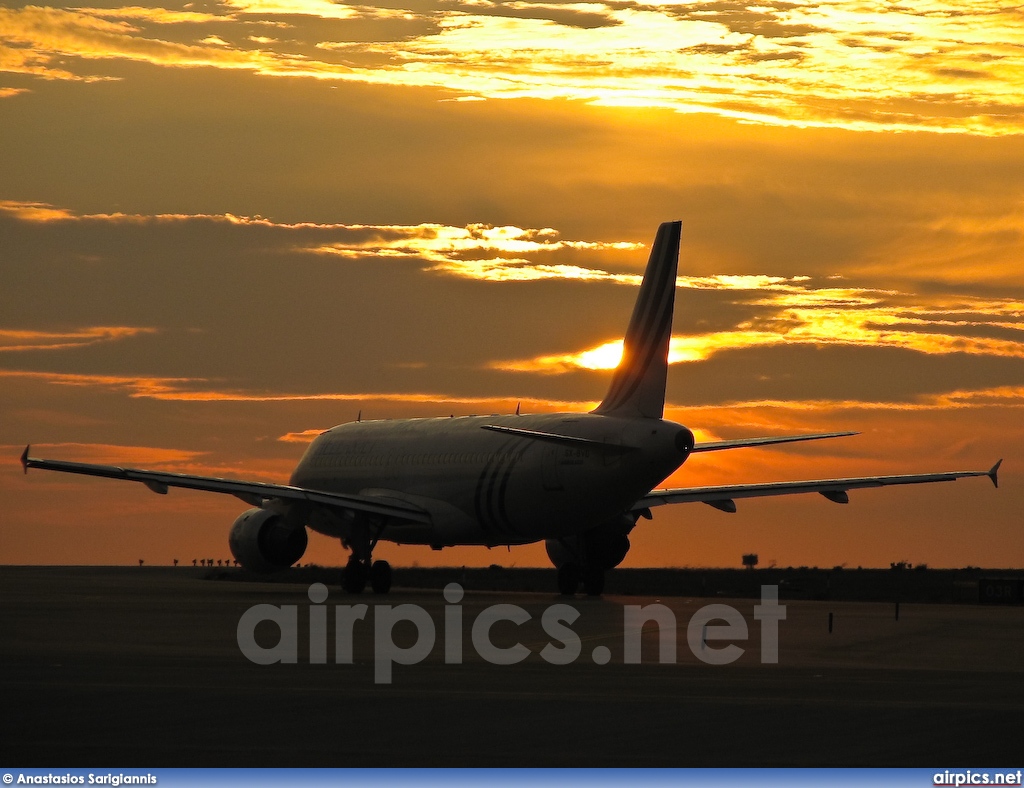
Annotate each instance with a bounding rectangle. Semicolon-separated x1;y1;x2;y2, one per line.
2;567;1022;766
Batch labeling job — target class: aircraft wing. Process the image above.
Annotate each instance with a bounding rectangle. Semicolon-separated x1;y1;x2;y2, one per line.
20;446;431;523
632;460;1002;514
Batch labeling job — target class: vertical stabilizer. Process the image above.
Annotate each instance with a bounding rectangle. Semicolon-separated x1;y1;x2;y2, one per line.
593;221;680;419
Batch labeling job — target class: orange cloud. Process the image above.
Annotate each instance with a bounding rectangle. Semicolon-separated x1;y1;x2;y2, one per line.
0;370;205;399
0;326;157;352
277;429;327;443
0;370;594;410
0;200;78;221
10;442;205;467
6;442;298;485
664;386;1024;418
10;364;1021;415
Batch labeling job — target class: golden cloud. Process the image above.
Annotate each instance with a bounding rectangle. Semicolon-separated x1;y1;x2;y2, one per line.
0;201;829;289
0;5;302;82
1;1;1022;133
74;7;226;24
222;0;360;20
494;285;1024;372
311;222;648;280
1;202;656;282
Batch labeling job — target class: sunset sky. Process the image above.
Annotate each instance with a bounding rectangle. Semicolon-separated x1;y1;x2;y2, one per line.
1;0;1022;569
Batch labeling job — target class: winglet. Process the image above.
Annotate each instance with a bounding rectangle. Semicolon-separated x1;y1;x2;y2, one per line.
21;445;30;475
989;459;1002;488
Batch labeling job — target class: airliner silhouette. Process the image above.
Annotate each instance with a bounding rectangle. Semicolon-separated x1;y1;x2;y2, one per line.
22;222;1000;595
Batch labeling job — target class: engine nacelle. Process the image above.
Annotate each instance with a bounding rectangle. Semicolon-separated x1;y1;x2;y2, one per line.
228;507;308;573
545;516;634;571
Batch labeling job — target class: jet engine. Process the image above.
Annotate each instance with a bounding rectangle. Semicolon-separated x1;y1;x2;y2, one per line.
228;507;308;573
545;515;634;571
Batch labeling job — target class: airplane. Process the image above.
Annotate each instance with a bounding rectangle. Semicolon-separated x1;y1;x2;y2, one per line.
21;221;1002;596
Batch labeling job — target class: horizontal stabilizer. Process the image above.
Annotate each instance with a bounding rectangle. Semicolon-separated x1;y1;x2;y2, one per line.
480;425;637;452
691;431;857;453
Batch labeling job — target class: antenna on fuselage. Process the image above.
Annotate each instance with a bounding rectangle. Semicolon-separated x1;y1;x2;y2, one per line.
515;401;521;416
357;410;362;422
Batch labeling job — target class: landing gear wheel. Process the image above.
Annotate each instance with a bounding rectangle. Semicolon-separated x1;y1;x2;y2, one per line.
582;567;605;596
370;560;392;594
557;563;580;596
342;559;369;594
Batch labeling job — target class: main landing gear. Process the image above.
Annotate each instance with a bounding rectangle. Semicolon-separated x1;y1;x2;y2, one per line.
557;562;605;597
343;557;392;594
548;526;631;597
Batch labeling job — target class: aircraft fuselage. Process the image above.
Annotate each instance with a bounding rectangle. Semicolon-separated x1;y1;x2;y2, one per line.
290;413;695;547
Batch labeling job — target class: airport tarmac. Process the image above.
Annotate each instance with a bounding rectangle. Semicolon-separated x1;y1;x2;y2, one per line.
2;566;1022;766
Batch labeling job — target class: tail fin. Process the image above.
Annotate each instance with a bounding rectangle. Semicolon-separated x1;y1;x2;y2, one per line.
593;220;681;420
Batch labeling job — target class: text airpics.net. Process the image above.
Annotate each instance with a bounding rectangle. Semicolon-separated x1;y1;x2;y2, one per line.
237;583;787;684
934;772;1024;786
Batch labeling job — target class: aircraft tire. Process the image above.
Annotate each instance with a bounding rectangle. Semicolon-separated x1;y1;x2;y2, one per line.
557;563;580;596
370;560;392;594
582;567;605;596
342;559;368;594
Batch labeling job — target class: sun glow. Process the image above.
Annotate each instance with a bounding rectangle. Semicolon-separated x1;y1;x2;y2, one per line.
495;287;1024;373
